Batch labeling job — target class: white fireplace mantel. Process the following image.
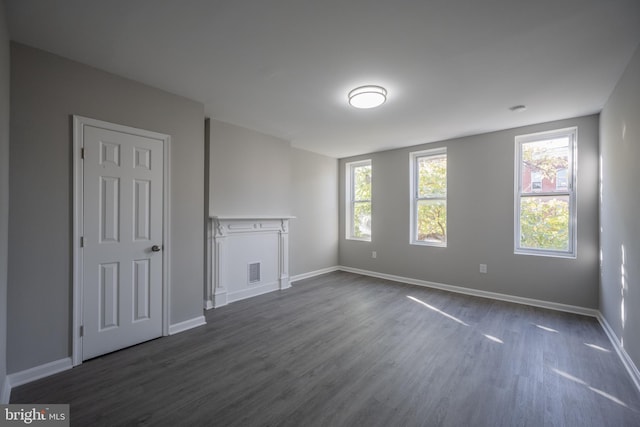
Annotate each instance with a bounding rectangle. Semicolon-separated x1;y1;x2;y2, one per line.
205;216;294;309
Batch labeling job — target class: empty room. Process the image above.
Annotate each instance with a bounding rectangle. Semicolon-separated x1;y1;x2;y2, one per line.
1;1;640;426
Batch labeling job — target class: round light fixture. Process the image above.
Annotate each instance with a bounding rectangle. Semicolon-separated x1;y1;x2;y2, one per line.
509;104;527;113
348;85;387;109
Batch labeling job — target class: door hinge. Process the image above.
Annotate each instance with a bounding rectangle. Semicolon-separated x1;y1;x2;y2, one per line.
79;325;84;337
81;148;85;159
80;236;84;247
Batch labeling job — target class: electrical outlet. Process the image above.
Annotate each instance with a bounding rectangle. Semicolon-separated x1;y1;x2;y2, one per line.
479;264;487;274
372;251;377;259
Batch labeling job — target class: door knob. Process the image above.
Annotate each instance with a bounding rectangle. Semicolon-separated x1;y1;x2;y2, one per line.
151;245;162;252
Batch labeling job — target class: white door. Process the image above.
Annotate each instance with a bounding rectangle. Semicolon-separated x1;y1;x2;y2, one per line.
81;124;164;360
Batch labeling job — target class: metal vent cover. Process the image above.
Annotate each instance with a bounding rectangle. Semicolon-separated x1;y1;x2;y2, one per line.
248;262;261;284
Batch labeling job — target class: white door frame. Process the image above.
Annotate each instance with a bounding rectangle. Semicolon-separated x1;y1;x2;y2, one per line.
72;115;171;366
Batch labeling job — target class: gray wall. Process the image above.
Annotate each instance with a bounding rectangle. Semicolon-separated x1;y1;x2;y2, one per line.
0;0;9;398
339;115;600;308
209;119;291;217
207;120;339;277
8;43;205;373
600;44;640;370
290;148;339;276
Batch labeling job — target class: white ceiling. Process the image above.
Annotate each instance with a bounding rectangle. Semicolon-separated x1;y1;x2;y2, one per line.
5;0;640;158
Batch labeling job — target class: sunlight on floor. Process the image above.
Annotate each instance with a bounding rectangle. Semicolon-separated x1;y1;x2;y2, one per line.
535;324;559;333
407;296;469;326
552;368;587;385
483;334;504;344
552;368;629;408
589;387;629;408
584;343;611;353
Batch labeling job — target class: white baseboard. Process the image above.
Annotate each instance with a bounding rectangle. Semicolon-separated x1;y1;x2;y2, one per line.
291;266;340;283
1;376;10;404
4;357;73;403
227;281;280;304
597;313;640;393
338;266;599;317
168;315;207;335
3;316;208;400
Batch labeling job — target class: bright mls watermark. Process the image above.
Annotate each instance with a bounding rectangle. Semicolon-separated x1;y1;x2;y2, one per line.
0;405;69;426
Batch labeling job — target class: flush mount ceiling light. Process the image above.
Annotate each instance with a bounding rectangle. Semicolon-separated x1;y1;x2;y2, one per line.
348;85;387;109
509;104;527;113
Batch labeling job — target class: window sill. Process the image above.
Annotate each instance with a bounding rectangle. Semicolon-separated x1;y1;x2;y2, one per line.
411;241;447;248
346;237;371;242
514;249;576;259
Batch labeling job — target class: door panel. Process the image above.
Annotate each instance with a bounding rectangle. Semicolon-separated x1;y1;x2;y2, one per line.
133;259;151;321
100;176;120;243
133;179;151;241
82;125;163;360
99;262;119;330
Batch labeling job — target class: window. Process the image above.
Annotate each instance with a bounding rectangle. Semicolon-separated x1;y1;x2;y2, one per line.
531;171;543;191
346;159;372;241
515;127;576;257
410;148;447;246
556;168;568;190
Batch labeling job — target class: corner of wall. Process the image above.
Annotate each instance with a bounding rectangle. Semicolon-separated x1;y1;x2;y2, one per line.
0;0;11;405
596;313;640;393
0;377;10;404
598;42;640;388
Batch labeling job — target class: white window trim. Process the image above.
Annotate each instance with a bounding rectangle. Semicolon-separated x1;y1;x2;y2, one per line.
514;127;577;258
410;147;447;247
345;159;372;241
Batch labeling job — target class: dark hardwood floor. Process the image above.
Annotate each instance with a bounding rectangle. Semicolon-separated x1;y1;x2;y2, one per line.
11;272;640;426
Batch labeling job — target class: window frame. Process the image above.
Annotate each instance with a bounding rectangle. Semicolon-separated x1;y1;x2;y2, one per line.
345;159;372;241
410;147;447;247
514;127;577;258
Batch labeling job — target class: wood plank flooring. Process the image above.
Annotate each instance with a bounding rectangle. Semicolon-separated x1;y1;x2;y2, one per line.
11;271;640;426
